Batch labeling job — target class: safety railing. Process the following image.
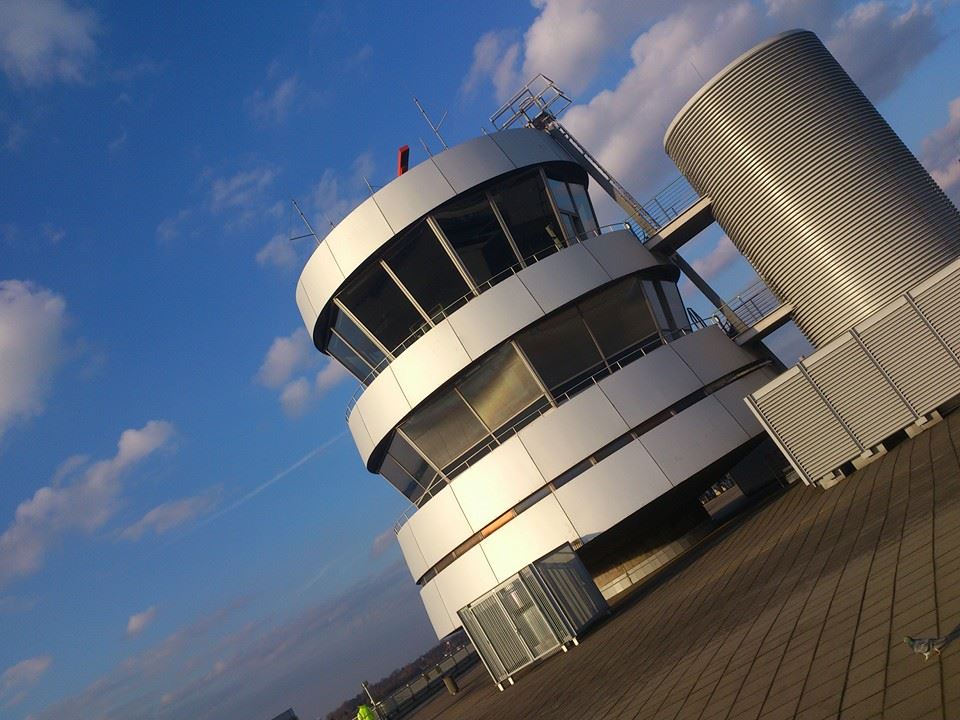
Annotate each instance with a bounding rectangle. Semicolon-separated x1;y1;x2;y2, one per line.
636;176;700;232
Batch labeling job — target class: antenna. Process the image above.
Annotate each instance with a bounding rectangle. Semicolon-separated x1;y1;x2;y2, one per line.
291;199;323;246
413;97;448;150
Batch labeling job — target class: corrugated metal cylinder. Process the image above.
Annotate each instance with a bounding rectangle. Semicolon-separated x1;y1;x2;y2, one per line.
665;29;960;347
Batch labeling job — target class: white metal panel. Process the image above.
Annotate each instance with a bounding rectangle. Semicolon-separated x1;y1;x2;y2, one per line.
373;159;455;237
351;368;411;463
432;135;516;194
433;544;499;618
450;435;547;532
518;244;611;314
347;405;376;464
322;197;395;284
295;281;318;335
297;242;345;330
397;521;429;582
582;230;659;279
480;495;578;582
421;579;458;639
518;387;629;481
555;441;673;542
389;322;471;409
639;396;751;484
446;275;543;358
670;326;757;384
405;484;474;570
598;345;701;426
489;127;572;167
712;367;780;436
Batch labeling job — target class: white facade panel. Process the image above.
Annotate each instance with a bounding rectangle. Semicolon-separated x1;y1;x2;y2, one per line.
389;321;471;409
347;406;376;465
433;544;499;620
640;396;751;484
397;521;428;582
432;135;516;194
420;580;457;638
373;160;454;237
598;345;702;426
323;197;394;282
351;368;411;462
519;388;629;481
295;281;318;334
480;495;578;582
713;367;780;436
446;275;543;358
671;326;757;384
405;485;473;571
518;244;611;314
556;441;673;542
582;230;659;279
489;128;572;167
450;436;547;532
298;242;344;329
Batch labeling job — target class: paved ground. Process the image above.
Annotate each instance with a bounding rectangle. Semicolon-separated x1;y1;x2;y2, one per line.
405;411;960;720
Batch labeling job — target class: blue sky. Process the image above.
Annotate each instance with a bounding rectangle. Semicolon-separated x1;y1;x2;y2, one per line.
1;2;958;719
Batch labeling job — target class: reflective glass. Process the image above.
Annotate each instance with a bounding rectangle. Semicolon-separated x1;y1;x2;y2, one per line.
516;306;604;396
379;454;425;504
434;191;519;286
331;307;386;369
579;277;659;358
390;432;439;489
643;280;671;332
400;391;488;471
568;183;599;235
547;178;576;214
660;281;690;332
327;332;373;383
384;222;471;322
338;263;428;354
490;173;562;261
457;344;545;431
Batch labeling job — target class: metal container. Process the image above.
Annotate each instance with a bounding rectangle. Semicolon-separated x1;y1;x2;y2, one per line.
665;30;960;347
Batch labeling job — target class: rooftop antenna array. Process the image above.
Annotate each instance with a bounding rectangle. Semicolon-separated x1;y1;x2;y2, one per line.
414;97;449;152
289;199;329;247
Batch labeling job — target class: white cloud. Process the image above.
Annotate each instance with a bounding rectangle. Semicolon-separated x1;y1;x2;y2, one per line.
1;655;52;707
0;280;67;441
121;492;217;541
107;128;127;154
255;233;298;270
922;96;960;204
155;209;191;244
126;606;157;637
369;528;395;559
461;30;521;101
246;74;299;124
315;360;350;396
691;235;741;280
0;420;176;586
0;0;98;86
256;328;314;389
209;167;277;214
279;377;312;418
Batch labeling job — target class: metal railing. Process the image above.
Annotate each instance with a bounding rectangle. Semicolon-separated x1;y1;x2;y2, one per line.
687;279;782;336
636;176;700;232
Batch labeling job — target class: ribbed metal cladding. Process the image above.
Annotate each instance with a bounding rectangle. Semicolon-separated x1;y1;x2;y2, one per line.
665;29;960;347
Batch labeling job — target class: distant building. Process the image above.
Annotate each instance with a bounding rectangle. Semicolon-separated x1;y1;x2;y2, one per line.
269;709;298;720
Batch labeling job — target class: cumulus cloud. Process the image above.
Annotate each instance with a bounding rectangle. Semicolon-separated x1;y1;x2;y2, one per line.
691;235;742;281
279;377;312;418
257;329;349;417
0;420;176;586
209;167;278;214
255;233;298;270
462;30;521;101
121;492;218;541
126;606;157;636
1;655;52;707
369;527;395;559
315;361;350;395
256;328;314;389
0;280;67;441
0;0;98;86
922;96;960;204
155;209;192;244
246;74;299;124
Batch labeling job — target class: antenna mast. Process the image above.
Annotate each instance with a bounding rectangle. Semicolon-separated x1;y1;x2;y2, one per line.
414;97;448;151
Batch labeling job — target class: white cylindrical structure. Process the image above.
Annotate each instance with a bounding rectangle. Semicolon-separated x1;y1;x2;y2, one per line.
665;29;960;347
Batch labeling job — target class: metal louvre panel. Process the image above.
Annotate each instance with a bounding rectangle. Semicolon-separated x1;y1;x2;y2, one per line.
496;580;558;658
459;607;509;680
751;371;859;480
858;303;960;416
468;595;531;674
519;567;570;642
665;30;960;348
804;338;914;448
913;266;960;357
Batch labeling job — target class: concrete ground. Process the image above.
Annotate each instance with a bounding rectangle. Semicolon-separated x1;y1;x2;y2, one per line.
403;411;960;720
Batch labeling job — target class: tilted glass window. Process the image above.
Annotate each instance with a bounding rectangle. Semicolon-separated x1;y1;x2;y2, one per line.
337;262;428;354
433;190;519;287
490;173;563;262
329;307;386;372
579;276;660;362
516;305;605;397
400;391;489;472
383;222;472;323
568;183;599;235
327;332;373;383
380;453;426;505
660;280;691;332
547;178;576;214
457;344;546;431
381;432;442;503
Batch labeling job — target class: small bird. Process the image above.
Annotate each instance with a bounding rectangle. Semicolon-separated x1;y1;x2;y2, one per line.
903;635;947;660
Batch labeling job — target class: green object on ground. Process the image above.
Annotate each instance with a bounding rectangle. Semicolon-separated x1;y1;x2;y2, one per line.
356;704;376;720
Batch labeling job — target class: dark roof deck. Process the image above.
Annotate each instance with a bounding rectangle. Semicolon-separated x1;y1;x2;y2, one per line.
405;411;960;720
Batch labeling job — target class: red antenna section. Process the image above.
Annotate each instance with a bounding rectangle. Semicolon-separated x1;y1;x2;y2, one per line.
397;145;410;176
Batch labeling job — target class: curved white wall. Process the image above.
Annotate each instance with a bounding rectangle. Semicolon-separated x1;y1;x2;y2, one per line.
348;230;662;466
295;128;576;334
